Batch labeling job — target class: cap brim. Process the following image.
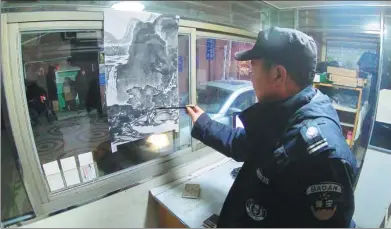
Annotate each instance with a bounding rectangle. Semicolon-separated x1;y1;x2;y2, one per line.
234;48;261;61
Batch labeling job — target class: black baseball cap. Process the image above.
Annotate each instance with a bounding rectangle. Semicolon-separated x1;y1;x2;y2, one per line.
235;27;317;85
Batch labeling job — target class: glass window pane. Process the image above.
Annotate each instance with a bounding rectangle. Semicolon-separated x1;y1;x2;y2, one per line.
143;1;277;32
279;10;296;29
195;36;255;149
231;91;256;112
1;105;34;225
176;35;192;151
299;8;381;33
21;31;191;192
326;40;379;70
370;16;391;150
2;2;279;31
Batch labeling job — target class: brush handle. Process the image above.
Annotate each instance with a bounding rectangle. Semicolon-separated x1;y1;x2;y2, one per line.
156;107;186;110
155;105;195;110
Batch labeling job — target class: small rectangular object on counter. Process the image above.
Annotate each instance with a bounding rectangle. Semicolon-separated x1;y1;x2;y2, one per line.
203;214;219;228
182;183;200;199
327;66;358;78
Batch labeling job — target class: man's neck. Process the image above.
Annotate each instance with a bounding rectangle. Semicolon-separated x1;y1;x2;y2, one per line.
283;83;303;100
258;85;308;105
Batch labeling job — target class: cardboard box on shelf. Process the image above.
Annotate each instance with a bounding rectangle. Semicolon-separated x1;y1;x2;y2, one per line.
52;100;59;111
327;66;358;78
64;93;74;101
357;78;367;87
330;74;366;87
63;86;71;93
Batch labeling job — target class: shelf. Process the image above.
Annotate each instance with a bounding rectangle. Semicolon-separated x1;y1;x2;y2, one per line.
332;103;357;113
345;139;354;148
313;82;363;149
314;83;362;91
341;122;355;128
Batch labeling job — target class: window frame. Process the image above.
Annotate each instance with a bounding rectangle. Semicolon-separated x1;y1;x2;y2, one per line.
1;11;257;216
193;31;256;149
368;13;391;154
196;31;255;44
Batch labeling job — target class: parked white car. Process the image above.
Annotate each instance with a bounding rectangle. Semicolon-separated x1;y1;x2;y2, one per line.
178;80;256;148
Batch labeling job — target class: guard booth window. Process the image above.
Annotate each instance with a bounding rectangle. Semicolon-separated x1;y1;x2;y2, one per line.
20;30;192;193
370;16;391;151
231;90;256;112
1;105;34;225
194;34;256;149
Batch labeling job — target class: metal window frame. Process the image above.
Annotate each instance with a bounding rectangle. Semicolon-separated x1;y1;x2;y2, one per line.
368;10;391;154
369;10;385;146
1;11;199;216
1;10;256;218
196;31;255;44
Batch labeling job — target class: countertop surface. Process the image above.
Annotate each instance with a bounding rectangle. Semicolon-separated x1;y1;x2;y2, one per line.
150;158;242;228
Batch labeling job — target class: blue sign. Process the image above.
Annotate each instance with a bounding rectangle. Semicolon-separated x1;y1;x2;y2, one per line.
178;56;183;73
99;73;106;85
206;39;216;60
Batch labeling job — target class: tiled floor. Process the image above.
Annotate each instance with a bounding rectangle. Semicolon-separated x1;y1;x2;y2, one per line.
32;112;110;164
31;109;187;180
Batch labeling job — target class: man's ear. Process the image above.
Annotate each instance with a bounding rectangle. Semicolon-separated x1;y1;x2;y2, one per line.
275;65;288;84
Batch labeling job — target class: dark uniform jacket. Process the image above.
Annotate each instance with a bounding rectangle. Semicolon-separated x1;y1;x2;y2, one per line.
192;86;357;228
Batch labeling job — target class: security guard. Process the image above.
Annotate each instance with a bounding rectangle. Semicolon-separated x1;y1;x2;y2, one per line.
186;27;357;228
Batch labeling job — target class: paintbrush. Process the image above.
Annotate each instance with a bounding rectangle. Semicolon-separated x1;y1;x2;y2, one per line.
155;105;195;110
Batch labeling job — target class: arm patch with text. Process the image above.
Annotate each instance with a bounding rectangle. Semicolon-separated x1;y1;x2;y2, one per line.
306;182;343;221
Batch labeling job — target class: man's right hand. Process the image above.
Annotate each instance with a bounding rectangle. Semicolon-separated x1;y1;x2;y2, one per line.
186;105;205;123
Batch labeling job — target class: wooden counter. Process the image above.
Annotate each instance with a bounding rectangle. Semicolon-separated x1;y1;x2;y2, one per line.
150;158;242;228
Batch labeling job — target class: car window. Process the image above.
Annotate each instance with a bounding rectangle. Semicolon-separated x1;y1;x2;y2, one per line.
197;86;233;114
231;90;256;111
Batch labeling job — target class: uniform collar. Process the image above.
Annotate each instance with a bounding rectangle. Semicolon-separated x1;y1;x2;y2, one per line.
239;86;316;141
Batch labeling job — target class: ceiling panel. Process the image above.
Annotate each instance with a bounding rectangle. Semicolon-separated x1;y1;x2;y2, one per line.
2;1;278;32
264;1;391;10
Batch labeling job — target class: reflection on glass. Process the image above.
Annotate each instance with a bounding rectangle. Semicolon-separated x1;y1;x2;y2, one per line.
370;17;391;151
195;37;256;149
21;31;191;191
196;38;254;82
298;8;381;32
176;35;192;150
147;134;171;151
326;40;378;70
197;85;232;114
1;108;34;225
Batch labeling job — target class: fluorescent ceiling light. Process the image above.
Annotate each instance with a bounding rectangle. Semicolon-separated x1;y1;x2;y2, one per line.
365;22;380;31
111;1;144;11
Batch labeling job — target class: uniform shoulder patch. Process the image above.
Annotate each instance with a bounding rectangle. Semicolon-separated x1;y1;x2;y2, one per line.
299;120;330;156
306;182;343;221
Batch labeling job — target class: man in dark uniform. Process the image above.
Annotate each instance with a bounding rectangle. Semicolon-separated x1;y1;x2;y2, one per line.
186;27;357;227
